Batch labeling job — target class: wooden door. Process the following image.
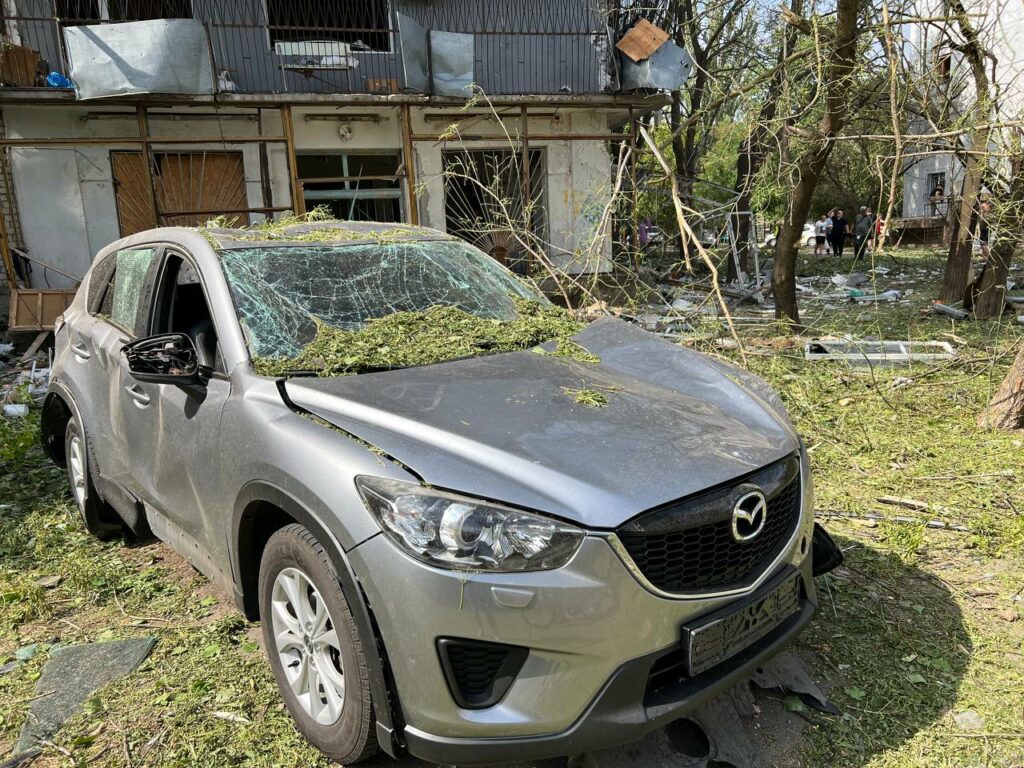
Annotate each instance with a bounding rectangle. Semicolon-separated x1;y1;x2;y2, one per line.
111;151;249;236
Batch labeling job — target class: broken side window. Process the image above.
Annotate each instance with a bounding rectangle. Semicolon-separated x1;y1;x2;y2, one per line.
109;248;157;332
219;239;544;360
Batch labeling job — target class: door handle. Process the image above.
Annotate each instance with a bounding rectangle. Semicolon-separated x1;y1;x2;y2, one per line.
71;341;91;360
123;384;151;407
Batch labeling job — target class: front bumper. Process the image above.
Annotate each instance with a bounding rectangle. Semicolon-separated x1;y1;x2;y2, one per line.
405;568;815;764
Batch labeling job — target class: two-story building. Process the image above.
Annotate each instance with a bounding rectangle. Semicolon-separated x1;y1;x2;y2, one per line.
896;0;1024;244
0;1;687;328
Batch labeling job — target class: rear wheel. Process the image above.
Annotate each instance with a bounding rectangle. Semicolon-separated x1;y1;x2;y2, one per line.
64;417;123;540
258;524;378;764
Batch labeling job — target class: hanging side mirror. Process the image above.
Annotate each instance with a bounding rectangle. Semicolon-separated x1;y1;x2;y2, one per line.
122;333;203;386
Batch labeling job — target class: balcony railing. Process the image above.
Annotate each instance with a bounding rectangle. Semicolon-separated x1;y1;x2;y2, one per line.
0;0;619;96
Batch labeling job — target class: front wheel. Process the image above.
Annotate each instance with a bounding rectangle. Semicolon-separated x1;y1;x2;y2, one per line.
258;524;378;764
64;417;123;540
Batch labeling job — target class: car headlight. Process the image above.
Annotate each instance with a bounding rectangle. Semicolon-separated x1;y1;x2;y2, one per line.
355;476;584;572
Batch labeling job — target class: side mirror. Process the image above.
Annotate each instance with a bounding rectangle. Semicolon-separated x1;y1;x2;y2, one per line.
122;333;203;385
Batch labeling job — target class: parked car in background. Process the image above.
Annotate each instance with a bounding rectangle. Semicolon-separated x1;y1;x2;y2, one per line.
764;223;817;249
42;220;840;764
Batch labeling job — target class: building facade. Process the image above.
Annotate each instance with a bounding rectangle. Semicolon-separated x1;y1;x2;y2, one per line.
899;0;1024;242
0;0;678;318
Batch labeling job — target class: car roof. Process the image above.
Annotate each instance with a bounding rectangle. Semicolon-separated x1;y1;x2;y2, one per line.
202;220;455;250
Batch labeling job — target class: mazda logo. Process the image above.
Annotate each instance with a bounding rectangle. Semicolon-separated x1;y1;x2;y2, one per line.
732;490;768;542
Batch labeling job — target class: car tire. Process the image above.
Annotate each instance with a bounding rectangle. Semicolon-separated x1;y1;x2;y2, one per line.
258;524;378;764
64;417;124;540
806;236;816;246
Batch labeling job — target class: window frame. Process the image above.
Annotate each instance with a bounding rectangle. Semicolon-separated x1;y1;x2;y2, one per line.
55;0;193;24
297;150;405;222
262;0;394;54
88;246;162;338
144;246;228;375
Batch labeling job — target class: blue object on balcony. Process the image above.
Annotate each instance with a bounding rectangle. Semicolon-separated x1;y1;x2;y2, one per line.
46;72;73;89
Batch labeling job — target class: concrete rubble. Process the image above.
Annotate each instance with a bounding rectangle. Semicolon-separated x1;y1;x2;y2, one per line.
13;638;156;757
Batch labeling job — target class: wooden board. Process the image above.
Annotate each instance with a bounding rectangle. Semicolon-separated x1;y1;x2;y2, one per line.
8;288;77;331
0;44;39;87
615;19;669;63
111;151;249;236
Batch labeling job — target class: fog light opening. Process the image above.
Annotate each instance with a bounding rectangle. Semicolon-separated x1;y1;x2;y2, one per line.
800;535;808;556
665;718;711;759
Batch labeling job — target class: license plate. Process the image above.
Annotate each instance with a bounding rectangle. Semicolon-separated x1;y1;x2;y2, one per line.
683;573;802;676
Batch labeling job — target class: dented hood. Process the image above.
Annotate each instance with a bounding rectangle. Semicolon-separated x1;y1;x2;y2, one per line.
283;318;798;528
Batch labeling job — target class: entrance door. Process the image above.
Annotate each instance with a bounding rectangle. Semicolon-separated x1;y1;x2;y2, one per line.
111;151;249;236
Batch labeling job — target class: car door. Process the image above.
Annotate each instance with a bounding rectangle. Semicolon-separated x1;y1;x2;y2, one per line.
118;247;231;545
79;246;160;488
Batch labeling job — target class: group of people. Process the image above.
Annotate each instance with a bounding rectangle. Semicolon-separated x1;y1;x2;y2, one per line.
814;206;883;259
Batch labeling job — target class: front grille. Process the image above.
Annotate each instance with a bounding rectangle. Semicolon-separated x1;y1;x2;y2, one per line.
618;458;802;594
437;638;528;709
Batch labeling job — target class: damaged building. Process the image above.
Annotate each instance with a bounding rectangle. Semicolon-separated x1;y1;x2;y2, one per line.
0;0;689;331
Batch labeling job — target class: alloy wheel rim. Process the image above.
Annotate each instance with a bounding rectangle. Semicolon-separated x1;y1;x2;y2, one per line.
68;435;86;511
271;566;345;725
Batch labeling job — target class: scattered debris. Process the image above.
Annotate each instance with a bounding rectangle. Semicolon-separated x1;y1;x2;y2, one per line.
804;339;956;365
933;302;970;320
562;387;610;407
954;710;987;732
36;575;62;589
3;404;29;419
211;711;251;724
999;607;1020;623
877;496;930;512
14;638;156;756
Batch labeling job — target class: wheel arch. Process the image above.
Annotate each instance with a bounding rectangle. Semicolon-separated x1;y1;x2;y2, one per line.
40;384;81;467
232;481;402;757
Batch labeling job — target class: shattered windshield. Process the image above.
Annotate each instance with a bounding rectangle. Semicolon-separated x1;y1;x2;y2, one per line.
219;239;582;376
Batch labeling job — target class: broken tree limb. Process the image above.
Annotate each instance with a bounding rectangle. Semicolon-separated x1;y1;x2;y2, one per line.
638;126;746;364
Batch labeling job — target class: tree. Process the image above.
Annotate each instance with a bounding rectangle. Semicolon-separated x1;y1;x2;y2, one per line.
938;0;994;305
978;345;1024;429
771;0;864;326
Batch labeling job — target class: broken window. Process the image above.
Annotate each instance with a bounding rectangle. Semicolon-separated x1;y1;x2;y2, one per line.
297;152;402;222
109;248;157;332
266;0;391;52
55;0;192;22
218;240;541;359
443;149;546;275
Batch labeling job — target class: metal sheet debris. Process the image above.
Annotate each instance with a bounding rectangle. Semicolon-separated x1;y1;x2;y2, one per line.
430;30;475;96
396;13;429;93
64;19;214;99
621;39;693;90
805;339;956;365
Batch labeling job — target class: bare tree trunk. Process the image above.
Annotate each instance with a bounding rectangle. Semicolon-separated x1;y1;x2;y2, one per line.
978;345;1024;429
939;0;993;304
772;0;862;326
728;0;801;283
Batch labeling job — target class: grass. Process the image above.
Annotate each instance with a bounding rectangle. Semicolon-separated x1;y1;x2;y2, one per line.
0;245;1022;766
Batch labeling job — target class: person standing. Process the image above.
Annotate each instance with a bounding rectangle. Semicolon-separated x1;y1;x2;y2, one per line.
854;206;874;259
814;214;829;256
825;208;836;254
831;209;849;257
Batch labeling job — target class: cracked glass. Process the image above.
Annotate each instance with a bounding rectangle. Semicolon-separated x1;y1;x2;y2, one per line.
219;239;543;359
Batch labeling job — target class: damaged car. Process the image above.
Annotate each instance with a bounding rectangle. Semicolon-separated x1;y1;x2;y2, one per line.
41;220;841;764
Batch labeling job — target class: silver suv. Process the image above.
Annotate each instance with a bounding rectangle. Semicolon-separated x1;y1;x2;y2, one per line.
41;221;832;765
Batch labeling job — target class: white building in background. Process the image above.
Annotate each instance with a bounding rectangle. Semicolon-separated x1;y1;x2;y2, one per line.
898;0;1024;241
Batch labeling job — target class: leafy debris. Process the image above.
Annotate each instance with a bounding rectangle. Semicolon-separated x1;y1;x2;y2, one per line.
561;387;610;407
253;297;586;377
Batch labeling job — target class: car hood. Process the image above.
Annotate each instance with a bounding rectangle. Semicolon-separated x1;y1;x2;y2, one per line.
283;318;798;529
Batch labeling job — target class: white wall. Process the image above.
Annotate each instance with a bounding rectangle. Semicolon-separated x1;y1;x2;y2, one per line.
5;103;615;288
5;104;268;289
